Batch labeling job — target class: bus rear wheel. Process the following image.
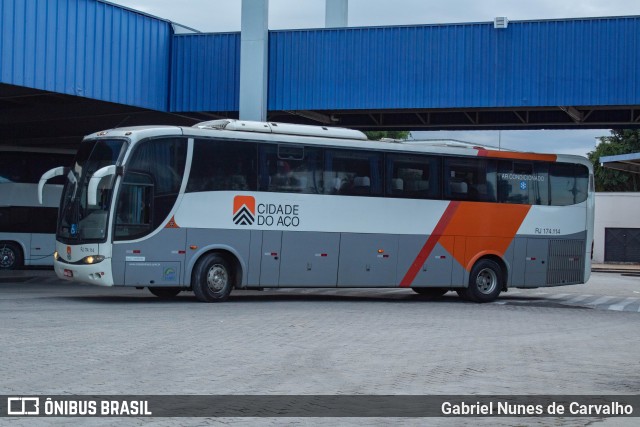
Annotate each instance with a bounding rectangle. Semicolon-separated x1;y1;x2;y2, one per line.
412;287;448;298
461;259;503;303
0;242;22;270
192;254;233;302
148;287;182;298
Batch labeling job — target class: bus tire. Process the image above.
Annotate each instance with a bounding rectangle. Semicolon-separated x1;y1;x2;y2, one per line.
192;253;233;302
0;242;23;270
148;287;182;298
463;259;503;303
412;287;448;298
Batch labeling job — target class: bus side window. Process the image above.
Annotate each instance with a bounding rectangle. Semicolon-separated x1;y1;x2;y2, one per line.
444;157;496;202
386;154;440;199
324;150;382;196
187;139;257;193
258;145;323;194
549;163;589;206
498;161;549;205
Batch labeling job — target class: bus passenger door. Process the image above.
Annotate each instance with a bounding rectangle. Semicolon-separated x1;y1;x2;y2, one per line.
260;231;282;286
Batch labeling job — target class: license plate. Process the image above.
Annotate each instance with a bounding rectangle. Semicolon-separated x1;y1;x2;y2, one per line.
64;269;74;278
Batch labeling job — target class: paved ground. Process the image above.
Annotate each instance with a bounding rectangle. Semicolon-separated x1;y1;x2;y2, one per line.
1;270;639;426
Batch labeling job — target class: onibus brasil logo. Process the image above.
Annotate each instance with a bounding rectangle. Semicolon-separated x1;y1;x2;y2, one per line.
233;195;301;227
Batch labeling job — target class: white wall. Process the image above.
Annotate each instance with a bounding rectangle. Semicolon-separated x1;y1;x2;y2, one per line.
593;192;640;263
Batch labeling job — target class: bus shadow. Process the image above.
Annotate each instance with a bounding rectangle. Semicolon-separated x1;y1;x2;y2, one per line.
52;288;587;306
54;291;471;305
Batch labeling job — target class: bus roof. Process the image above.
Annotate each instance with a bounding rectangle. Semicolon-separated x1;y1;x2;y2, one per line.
193;119;369;141
84;120;592;170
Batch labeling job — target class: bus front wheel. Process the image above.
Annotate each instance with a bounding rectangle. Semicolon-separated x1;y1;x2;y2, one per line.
461;259;503;303
192;254;233;302
0;242;22;270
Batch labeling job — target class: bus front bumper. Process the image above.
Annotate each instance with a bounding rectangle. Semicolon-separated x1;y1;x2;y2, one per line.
54;258;115;286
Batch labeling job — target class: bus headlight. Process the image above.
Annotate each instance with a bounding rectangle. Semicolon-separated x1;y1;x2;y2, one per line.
82;255;105;264
53;251;59;261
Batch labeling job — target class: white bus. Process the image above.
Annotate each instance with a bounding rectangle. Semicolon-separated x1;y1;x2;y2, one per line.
1;147;75;269
39;120;594;302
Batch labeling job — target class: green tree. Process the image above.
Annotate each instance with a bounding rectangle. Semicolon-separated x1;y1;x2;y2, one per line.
364;131;410;141
587;129;640;192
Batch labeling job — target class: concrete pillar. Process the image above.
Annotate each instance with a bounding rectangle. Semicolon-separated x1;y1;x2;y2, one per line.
326;0;348;28
239;0;269;121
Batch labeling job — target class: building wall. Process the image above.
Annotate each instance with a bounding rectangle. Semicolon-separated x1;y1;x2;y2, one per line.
268;17;640;111
593;192;640;263
170;33;240;113
0;0;172;110
3;1;640;115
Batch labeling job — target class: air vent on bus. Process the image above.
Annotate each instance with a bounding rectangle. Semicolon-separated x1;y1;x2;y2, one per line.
547;239;586;285
192;119;368;141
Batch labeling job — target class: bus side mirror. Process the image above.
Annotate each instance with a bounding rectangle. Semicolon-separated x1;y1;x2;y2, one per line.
38;166;67;204
87;165;122;206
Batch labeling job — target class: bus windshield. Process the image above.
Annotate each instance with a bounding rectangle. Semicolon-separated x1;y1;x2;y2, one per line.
57;139;127;243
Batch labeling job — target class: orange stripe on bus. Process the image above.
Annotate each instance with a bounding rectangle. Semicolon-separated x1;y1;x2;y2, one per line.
400;202;531;287
399;201;460;287
439;203;531;270
476;149;557;162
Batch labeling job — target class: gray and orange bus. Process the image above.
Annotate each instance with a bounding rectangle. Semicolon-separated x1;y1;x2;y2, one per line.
38;120;594;302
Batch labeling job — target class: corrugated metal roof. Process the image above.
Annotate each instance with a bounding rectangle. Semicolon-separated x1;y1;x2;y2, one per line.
268;16;640;111
3;2;639;117
1;0;172;110
170;33;240;113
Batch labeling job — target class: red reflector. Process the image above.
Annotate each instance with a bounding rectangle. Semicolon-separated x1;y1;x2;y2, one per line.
178;250;186;254
321;253;327;257
271;252;278;256
133;250;141;254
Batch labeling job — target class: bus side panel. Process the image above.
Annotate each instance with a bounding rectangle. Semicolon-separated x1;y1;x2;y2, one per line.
396;235;428;286
247;231;263;286
279;232;340;287
422;240;454;287
396;235;456;287
112;228;187;287
338;233;399;287
509;238;527;287
524;238;549;287
29;233;56;266
451;236;466;286
260;231;282;286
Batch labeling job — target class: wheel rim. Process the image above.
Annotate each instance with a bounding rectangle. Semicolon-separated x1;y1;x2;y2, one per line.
475;268;497;295
206;264;228;293
0;247;16;268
